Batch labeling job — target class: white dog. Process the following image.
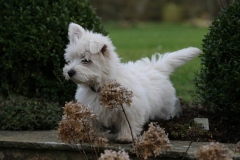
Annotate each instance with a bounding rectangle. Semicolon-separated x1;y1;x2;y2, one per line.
63;23;201;143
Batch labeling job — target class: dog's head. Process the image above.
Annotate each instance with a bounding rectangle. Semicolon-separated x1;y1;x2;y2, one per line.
63;23;120;88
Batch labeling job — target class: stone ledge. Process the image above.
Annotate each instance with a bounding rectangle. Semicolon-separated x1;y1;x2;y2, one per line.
0;130;239;160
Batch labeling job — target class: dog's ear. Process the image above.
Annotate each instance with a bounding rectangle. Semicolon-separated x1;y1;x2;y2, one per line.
68;22;85;44
89;40;107;55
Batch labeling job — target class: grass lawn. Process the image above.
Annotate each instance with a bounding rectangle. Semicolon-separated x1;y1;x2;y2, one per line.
103;22;208;102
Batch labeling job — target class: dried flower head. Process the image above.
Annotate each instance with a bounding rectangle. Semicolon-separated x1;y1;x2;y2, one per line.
235;141;240;153
99;149;130;160
133;122;172;160
58;101;108;147
195;142;233;160
99;80;133;110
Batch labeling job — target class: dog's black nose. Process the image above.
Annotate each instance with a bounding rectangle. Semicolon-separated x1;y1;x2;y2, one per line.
68;70;76;77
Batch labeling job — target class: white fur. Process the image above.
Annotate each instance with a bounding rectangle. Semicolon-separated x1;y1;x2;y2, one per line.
63;23;201;142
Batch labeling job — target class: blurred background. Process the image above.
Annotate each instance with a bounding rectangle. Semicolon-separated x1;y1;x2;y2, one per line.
90;0;234;25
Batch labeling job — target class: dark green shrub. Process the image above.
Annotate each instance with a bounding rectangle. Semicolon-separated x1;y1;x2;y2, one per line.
0;0;107;104
194;0;240;116
0;95;61;130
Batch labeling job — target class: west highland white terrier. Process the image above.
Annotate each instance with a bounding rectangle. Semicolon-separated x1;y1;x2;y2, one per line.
63;23;201;143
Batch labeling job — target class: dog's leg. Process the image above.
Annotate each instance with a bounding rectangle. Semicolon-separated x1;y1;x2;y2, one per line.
116;121;136;143
116;112;144;143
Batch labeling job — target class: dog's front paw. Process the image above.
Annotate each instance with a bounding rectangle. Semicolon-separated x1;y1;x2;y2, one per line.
116;135;133;144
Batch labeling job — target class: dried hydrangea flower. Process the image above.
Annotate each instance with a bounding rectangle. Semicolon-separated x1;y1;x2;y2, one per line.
99;80;133;110
99;149;130;160
58;101;108;147
195;142;233;160
132;122;172;160
235;141;240;153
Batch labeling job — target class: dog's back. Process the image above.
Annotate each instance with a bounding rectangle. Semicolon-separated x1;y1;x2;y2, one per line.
123;47;201;120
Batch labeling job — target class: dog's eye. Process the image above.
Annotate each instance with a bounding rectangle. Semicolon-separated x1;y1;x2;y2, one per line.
81;59;91;64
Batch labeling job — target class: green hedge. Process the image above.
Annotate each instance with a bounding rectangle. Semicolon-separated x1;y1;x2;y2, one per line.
0;95;61;130
194;0;240;116
0;0;107;104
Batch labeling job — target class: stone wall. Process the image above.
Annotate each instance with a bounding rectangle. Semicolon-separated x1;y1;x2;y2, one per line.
0;131;239;160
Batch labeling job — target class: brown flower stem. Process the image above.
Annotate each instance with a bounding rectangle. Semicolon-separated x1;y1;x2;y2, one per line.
79;143;88;160
82;121;99;160
120;106;140;158
182;140;193;160
71;137;88;160
137;148;144;160
120;105;135;145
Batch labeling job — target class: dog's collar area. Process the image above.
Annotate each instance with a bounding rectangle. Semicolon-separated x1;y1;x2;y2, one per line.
89;84;101;93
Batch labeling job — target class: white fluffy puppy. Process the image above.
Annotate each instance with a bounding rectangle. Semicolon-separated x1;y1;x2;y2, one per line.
63;23;201;143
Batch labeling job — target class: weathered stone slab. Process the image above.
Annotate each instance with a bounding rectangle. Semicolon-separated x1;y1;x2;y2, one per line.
0;131;239;160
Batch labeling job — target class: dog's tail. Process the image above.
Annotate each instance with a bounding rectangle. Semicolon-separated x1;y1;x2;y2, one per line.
151;47;201;76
